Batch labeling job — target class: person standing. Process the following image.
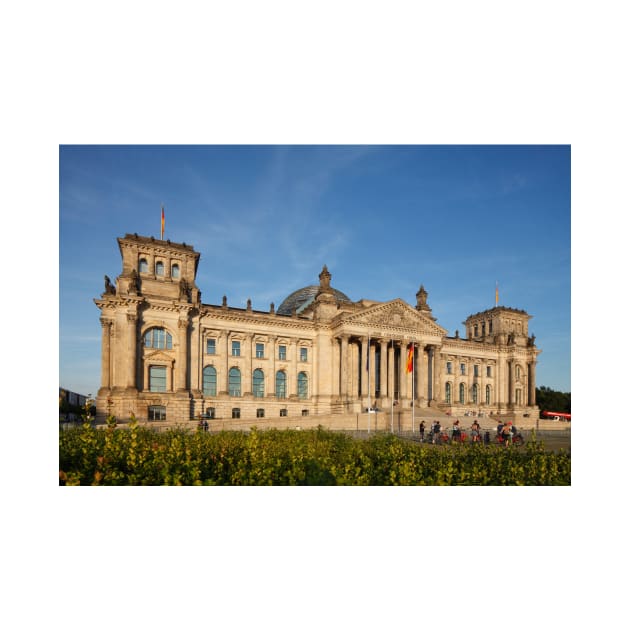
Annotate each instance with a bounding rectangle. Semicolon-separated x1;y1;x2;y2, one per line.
419;420;425;442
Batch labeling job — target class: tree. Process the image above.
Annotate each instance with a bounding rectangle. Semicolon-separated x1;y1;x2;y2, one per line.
536;386;571;414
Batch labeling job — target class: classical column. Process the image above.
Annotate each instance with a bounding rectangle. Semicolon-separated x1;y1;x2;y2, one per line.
268;335;277;396
360;336;369;398
126;313;137;391
433;346;442;403
399;340;407;400
369;343;376;402
528;361;537;405
220;331;229;394
507;359;513;406
427;345;434;402
340;335;349;398
332;337;340;397
100;318;112;390
388;340;395;401
176;318;189;391
243;334;253;396
379;339;388;399
291;338;299;397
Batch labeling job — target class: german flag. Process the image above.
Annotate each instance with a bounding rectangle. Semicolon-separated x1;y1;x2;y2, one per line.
161;205;165;240
406;343;414;373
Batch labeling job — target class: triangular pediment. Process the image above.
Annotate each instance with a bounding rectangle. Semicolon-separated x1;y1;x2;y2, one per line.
337;299;447;337
144;349;175;363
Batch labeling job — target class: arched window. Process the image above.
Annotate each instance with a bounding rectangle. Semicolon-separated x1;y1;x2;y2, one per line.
445;382;452;404
155;261;164;276
144;328;172;349
139;258;148;273
459;383;465;404
253;369;264;398
276;370;287;399
171;264;180;279
472;383;479;404
229;367;241;397
486;385;491;405
203;366;217;396
298;372;308;399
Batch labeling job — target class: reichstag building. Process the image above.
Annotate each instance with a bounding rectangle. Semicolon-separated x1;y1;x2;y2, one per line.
94;234;540;425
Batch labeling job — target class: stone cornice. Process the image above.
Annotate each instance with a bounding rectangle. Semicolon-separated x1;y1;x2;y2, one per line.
199;305;316;333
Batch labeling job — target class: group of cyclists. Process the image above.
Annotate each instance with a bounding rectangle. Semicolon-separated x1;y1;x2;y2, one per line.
418;418;521;445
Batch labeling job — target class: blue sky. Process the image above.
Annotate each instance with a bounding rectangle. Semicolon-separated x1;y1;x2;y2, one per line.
60;145;570;396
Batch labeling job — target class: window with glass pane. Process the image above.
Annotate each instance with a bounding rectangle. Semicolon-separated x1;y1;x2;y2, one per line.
474;365;479;377
300;348;308;362
276;371;286;399
485;385;491;404
171;264;180;278
155;261;164;275
139;258;148;273
253;369;264;397
232;408;240;419
472;384;478;404
301;409;309;416
203;366;217;396
446;362;452;374
256;343;264;358
487;366;492;377
256;408;265;418
278;345;287;360
229;367;241;396
149;366;167;392
148;405;166;420
206;339;216;355
459;383;465;403
205;407;215;419
445;382;452;404
460;363;466;375
279;408;287;417
232;341;240;356
298;372;308;399
144;328;172;350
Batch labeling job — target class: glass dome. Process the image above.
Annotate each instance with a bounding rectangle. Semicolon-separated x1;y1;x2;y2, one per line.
277;285;352;315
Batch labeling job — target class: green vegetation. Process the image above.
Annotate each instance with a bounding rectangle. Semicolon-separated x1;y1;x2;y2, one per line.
59;422;570;486
536;386;571;415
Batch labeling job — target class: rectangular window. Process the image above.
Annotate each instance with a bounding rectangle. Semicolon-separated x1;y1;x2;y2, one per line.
301;409;309;416
278;345;287;360
256;408;265;418
460;363;466;375
206;339;216;355
205;407;215;419
446;362;452;374
232;340;241;356
149;366;167;392
148;405;166;421
474;365;479;377
256;343;264;358
300;347;308;362
280;409;287;417
231;408;241;419
487;366;492;377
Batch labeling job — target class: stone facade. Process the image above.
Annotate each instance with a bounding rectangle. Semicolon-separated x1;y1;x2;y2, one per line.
94;234;541;426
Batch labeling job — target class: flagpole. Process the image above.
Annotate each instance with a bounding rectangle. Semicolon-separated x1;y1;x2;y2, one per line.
367;333;370;434
390;338;394;433
412;342;415;434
